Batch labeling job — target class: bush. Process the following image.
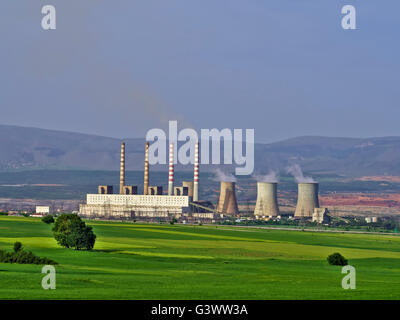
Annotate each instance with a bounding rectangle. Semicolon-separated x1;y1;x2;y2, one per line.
13;241;23;253
327;252;348;266
42;215;55;224
53;214;96;250
0;242;57;265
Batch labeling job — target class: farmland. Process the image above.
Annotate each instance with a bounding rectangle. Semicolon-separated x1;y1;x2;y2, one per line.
0;216;399;299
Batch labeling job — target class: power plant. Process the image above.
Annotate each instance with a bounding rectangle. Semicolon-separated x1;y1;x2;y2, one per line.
79;140;329;224
294;183;320;218
216;182;239;215
254;182;280;217
79;141;222;223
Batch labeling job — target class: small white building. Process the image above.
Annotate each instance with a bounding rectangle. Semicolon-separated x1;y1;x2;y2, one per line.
35;206;51;216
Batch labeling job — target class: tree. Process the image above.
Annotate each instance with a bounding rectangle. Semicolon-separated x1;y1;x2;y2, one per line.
14;241;23;253
42;215;55;224
53;214;96;250
327;252;348;266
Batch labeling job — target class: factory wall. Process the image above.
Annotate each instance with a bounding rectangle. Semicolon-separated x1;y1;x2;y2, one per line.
86;194;189;207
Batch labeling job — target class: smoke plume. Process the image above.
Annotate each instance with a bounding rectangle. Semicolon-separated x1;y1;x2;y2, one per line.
253;170;279;183
286;164;315;183
211;168;237;182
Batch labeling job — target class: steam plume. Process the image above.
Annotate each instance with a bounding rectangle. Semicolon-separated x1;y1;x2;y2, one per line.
212;168;237;182
253;170;279;183
286;164;315;183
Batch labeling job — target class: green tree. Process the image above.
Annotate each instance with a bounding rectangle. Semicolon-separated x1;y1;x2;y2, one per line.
53;214;96;250
42;215;55;224
13;241;23;253
327;252;348;266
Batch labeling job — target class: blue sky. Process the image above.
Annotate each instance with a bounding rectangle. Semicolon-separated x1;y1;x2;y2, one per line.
1;1;399;142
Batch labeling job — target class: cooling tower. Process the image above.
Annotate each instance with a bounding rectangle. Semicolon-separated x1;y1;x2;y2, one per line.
217;182;239;215
254;182;280;217
119;142;125;194
168;143;174;196
143;142;149;195
193;141;199;201
182;181;194;197
294;183;319;217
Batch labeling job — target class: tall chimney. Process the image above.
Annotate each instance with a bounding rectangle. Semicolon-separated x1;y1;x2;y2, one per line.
294;183;319;217
254;182;280;217
193;140;199;201
217;182;239;215
119;142;125;194
143;142;149;195
168;142;174;196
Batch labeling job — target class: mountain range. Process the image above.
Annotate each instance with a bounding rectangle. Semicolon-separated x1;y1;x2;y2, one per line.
1;124;400;177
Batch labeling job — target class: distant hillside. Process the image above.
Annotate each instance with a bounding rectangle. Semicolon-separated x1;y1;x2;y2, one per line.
254;136;400;176
1;124;400;176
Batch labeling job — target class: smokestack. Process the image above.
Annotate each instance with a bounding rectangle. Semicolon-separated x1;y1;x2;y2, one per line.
217;182;239;215
119;142;125;194
144;142;149;195
254;182;280;217
168;143;174;196
193;141;199;201
294;183;319;217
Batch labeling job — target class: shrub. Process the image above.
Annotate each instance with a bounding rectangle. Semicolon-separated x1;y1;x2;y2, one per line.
42;215;55;224
53;214;96;250
327;252;348;266
13;241;23;253
0;242;57;265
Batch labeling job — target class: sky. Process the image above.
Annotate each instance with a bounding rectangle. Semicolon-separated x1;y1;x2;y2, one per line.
0;0;399;143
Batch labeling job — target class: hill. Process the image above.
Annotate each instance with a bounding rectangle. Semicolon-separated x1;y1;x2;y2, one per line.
1;124;400;176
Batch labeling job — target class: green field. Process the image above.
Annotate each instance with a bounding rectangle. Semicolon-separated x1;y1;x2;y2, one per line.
0;216;400;300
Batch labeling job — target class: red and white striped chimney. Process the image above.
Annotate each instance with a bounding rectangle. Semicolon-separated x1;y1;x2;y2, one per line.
193;140;199;201
168;142;174;196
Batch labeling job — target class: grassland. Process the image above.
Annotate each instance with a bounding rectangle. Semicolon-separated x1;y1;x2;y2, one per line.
0;216;399;300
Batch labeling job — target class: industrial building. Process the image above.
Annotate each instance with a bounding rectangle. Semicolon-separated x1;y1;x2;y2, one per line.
216;182;239;215
294;183;320;218
254;182;280;218
79;139;331;224
79;141;224;223
35;206;51;215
